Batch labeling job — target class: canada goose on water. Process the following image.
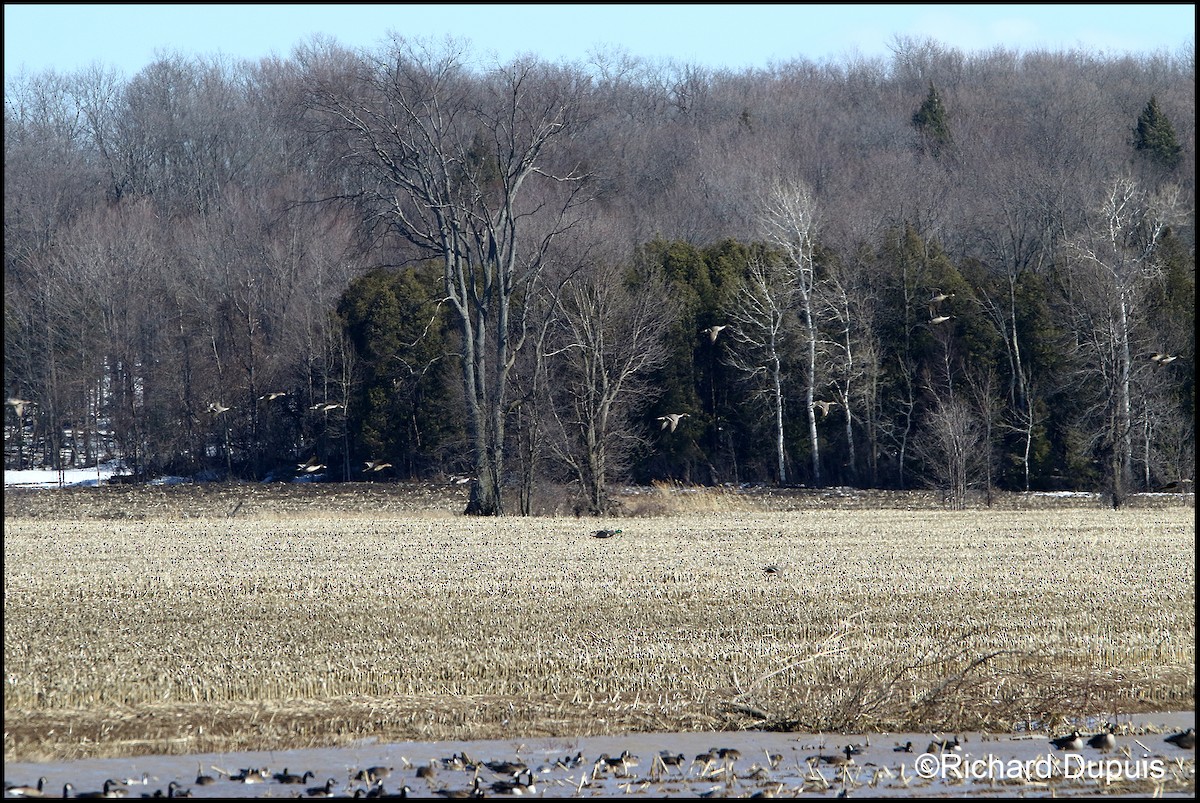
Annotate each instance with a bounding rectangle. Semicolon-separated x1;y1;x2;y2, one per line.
4;777;47;797
489;769;537;795
812;745;856;766
274;768;315;784
1165;727;1196;749
231;767;269;783
926;736;962;753
432;775;484;798
353;766;394;784
306;778;339;797
165;782;192;798
658;750;686;767
71;779;126;798
894;741;914;753
702;324;728;343
657;412;690;432
1050;730;1084;751
592;528;622;538
193;766;216;786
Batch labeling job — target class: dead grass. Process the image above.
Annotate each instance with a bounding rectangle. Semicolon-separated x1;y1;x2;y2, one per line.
3;484;1194;762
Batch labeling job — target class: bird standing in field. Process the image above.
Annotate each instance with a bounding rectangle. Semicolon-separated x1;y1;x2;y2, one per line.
658;413;690;432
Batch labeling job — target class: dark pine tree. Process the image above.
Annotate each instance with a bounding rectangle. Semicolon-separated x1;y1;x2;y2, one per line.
1133;95;1183;169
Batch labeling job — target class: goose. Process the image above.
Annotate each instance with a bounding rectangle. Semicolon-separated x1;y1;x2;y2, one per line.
813;400;838;417
926;736;962;753
702;324;728;343
658;750;686;768
489;769;536;795
1154;354;1179;366
355;767;394;784
165;782;191;798
414;761;438;781
928;291;955;307
193;766;216;786
206;402;231;415
231;767;269;783
4;777;47;797
257;391;287;402
1050;730;1083;751
274;768;315;784
893;741;914;753
6;398;34;419
483;759;527;775
762;564;780;576
1164;728;1195;749
657;413;690;432
305;778;339;797
1087;724;1116;751
811;745;855;766
311;402;345;412
71;780;126;799
432;775;484;798
592;528;622;538
364;460;393;473
930;314;953;325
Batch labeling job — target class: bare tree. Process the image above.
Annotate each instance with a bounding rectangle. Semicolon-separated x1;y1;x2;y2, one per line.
914;395;986;509
1066;177;1181;504
301;37;593;514
545;260;675;514
758;177;824;485
722;255;795;484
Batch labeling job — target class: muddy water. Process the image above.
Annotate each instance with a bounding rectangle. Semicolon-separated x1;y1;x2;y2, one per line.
4;712;1194;798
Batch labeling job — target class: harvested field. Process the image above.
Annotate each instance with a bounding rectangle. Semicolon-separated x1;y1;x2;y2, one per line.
3;484;1195;764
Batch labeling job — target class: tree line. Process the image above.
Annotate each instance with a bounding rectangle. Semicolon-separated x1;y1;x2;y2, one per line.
4;35;1194;513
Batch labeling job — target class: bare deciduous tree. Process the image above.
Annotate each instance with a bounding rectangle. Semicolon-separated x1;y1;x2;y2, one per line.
758;177;824;485
722;255;794;484
301;37;593;514
545;260;675;514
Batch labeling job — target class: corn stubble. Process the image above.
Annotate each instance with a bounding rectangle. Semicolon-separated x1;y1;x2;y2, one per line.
3;487;1194;761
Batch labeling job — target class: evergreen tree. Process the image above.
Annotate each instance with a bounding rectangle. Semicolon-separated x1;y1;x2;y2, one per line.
912;82;953;155
1133;95;1183;169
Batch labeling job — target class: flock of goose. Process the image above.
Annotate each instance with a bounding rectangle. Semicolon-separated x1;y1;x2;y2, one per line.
6;726;1193;799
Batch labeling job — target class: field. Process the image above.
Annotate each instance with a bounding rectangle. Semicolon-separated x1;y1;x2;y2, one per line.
3;483;1195;765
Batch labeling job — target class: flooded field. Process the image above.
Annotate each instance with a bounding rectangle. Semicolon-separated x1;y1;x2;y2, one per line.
4;712;1195;798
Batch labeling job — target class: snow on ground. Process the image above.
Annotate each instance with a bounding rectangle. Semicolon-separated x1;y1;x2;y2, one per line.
3;462;191;488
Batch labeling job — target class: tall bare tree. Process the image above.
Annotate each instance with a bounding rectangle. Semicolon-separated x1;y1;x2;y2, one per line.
301;37;593;514
758;177;824;485
1066;176;1181;504
722;254;795;484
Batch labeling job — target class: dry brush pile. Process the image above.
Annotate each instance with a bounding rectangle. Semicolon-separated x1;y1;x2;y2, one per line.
3;486;1195;761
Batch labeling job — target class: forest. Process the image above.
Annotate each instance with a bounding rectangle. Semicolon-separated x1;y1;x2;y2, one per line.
3;34;1194;514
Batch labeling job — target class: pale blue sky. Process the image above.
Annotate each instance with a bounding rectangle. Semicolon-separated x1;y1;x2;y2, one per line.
4;3;1195;79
